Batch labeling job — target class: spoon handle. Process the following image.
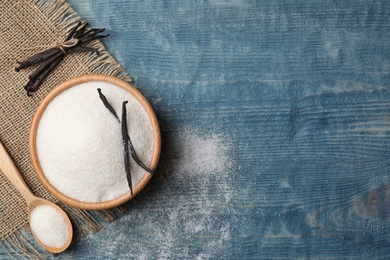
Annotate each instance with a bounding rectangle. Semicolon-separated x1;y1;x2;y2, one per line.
0;140;35;202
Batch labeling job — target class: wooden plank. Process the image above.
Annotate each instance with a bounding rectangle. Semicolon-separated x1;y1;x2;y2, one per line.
64;0;390;259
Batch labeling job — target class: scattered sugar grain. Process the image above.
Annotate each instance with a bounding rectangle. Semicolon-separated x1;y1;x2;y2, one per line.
172;127;232;177
65;127;235;259
30;205;69;248
36;82;154;203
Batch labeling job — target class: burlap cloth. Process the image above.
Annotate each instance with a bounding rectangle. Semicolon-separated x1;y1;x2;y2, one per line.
0;0;136;258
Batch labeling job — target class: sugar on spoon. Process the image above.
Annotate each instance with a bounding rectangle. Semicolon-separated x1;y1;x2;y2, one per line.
0;140;73;253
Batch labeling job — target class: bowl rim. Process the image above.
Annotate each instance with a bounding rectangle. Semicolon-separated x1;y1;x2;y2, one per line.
29;74;161;210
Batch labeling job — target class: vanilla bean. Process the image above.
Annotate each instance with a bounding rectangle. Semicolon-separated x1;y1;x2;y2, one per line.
121;101;133;196
73;23;88;39
15;48;60;71
24;52;64;91
24;53;62;91
26;55;63;96
128;139;154;174
83;28;105;37
78;34;110;46
65;21;82;42
97;88;119;121
97;89;154;174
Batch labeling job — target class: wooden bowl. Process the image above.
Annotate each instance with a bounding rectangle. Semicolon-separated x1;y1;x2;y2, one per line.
29;74;161;210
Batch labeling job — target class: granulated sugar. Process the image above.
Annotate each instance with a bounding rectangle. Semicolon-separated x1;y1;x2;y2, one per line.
36;81;154;203
172;128;231;178
30;205;69;248
62;127;235;259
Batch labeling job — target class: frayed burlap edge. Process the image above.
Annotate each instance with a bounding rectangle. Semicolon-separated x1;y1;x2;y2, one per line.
1;0;169;259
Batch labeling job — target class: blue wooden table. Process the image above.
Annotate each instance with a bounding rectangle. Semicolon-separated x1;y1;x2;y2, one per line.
16;1;390;259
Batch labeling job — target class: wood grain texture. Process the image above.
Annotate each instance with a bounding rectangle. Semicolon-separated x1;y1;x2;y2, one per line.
4;0;390;259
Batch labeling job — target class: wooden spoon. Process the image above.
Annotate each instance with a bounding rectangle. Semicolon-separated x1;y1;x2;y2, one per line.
0;140;73;253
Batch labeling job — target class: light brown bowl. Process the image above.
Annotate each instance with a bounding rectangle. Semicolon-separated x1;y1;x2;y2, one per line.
29;74;161;210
